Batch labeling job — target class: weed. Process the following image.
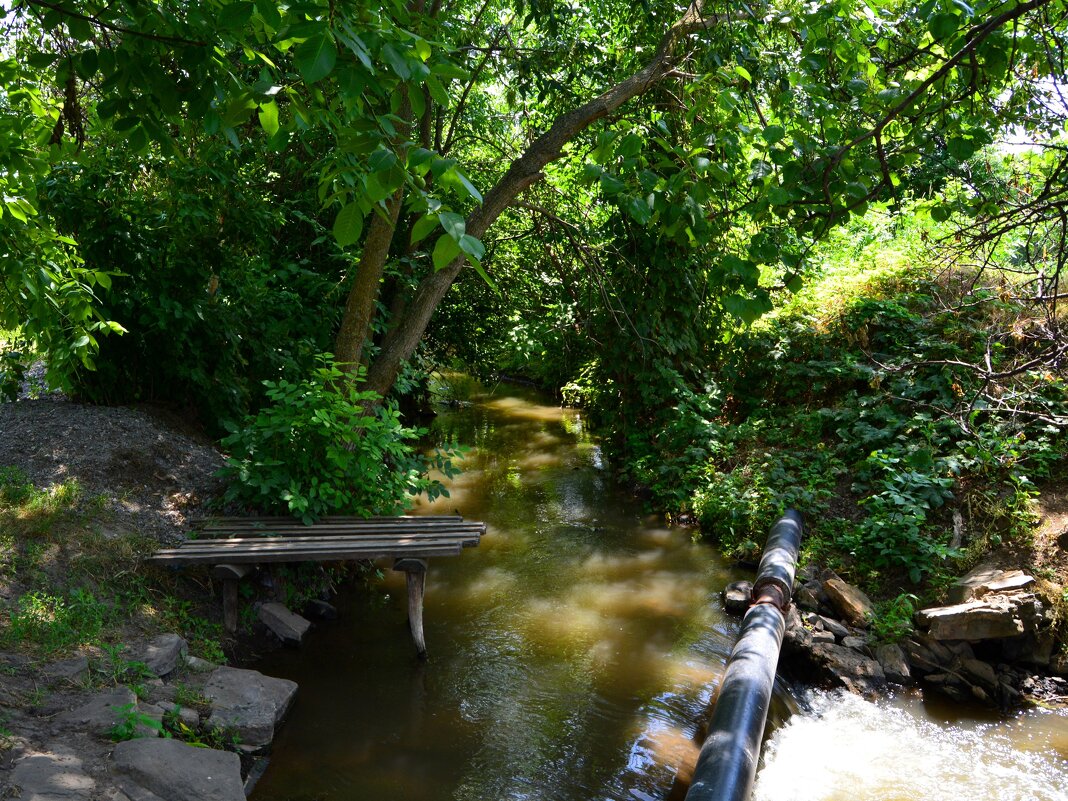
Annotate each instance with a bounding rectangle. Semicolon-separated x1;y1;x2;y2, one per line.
2;588;110;655
109;702;167;742
869;593;919;643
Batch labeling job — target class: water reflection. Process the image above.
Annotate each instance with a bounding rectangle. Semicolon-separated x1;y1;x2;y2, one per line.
250;381;739;801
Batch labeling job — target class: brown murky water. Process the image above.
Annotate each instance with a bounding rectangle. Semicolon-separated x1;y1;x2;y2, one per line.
250;379;1067;801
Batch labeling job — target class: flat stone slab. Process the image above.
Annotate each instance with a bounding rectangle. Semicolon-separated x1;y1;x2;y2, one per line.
140;634;188;677
258;602;311;646
52;686;136;736
949;565;1035;604
917;597;1026;640
9;747;95;801
113;738;244;801
42;656;89;685
203;666;297;750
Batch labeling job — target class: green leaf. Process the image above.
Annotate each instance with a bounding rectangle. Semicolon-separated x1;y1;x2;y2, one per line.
624;195;652;225
438;211;465;241
929;13;959;40
219;2;255;29
426;75;450;107
296;34;338;84
735;65;753;82
381;44;411;79
432;234;461;270
457;234;485;261
410;213;439;245
258;101;279;137
67;16;92;41
333;203;364;247
762;125;785;145
599;173;626;196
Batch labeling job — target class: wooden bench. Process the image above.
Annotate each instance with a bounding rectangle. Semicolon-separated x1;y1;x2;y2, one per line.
148;515;484;657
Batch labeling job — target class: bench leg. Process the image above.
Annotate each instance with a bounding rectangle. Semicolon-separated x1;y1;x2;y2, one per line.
394;558;428;660
212;564;254;637
223;578;239;636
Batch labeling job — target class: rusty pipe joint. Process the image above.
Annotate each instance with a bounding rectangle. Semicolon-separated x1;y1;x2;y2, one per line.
750;577;790;613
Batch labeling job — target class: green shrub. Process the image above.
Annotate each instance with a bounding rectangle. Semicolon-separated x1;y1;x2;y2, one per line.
218;356;455;522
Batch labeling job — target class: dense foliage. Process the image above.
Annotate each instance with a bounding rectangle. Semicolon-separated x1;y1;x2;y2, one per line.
1;0;1066;547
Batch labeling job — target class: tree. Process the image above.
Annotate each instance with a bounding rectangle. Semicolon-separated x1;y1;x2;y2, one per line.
2;0;1066;402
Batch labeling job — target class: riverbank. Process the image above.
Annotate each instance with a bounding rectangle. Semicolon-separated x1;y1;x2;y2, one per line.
0;396;303;799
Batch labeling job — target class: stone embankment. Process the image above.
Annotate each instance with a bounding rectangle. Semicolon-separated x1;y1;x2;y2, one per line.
0;634;297;801
723;563;1067;707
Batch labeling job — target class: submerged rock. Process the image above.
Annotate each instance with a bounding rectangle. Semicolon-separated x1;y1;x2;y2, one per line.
257;602;311;647
721;581;752;615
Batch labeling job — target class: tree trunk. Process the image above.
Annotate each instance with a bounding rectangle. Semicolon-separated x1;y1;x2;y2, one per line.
334;189;405;374
363;4;720;396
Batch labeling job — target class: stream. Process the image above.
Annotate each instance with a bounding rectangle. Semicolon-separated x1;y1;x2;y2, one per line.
249;378;1067;801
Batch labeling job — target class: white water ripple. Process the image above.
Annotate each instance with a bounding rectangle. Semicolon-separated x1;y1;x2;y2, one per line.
753;691;1068;801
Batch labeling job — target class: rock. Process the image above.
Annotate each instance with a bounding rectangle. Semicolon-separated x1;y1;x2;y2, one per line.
782;605;812;652
915;634;954;664
304;599;338;620
875;643;911;684
1018;633;1055;666
794;582;825;612
184;655;218;672
943;640;975;661
258;602;312;647
721;581;752;615
9;746;96;800
157;702;200;729
42;656;89;685
809;642;887;695
903;639;940;674
948;565;1035;604
203;666;297;750
916;597;1026;640
53;686;136;736
960;658;998;691
922;672;970;702
817;615;850;640
812;629;836;644
1050;653;1068;677
822;578;874;627
113;738;244;801
141;634;187;678
842;635;870;654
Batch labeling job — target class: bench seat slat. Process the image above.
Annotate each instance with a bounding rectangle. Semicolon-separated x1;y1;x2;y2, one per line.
192;524;484;538
152;535;476;555
150;544;463;565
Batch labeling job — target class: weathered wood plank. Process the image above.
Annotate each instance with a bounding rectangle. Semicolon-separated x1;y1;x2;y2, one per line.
148;544;464;565
191;524;484;539
152;535;475;555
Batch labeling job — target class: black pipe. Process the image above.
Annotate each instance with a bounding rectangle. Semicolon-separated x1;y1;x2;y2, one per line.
685;510;803;801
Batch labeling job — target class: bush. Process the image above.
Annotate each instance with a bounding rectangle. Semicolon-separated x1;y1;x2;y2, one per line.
218;357;455;522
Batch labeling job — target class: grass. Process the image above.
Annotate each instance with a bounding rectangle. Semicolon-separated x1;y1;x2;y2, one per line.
0;466;227;662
